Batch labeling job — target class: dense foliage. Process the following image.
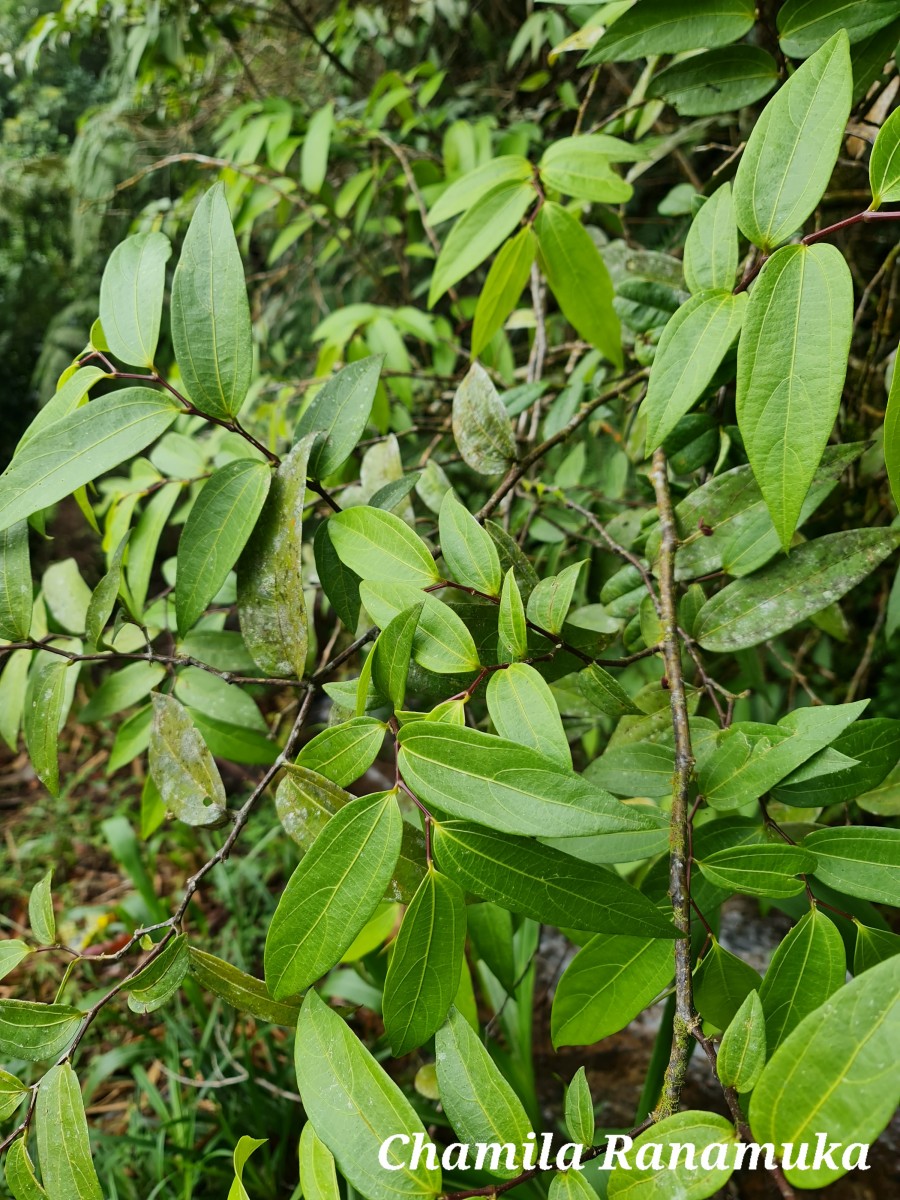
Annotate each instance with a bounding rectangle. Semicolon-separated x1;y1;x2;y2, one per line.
1;2;899;1198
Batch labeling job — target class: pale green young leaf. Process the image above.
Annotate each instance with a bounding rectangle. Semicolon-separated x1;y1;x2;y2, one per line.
884;334;900;509
399;721;649;838
227;1135;267;1200
294;717;387;787
435;1007;533;1175
99;231;171;368
0;522;32;641
439;490;502;595
126;481;182;613
149;692;227;826
296;355;384;479
237;434;314;678
264;791;402;999
80;662;167;723
16;366;108;454
735;243;852;547
778;0;900;60
803;826;900;907
486;662;571;769
551;933;672;1048
299;1124;340;1200
360;581;480;674
471;227;536;356
84;532;129;648
329;506;440;587
0;1000;82;1062
0;1069;28;1121
539;138;633;204
175;459;272;635
127;935;189;1013
24;660;70;796
373;604;423;711
0;651;33;752
383;868;466;1056
732;32;852;249
643;290;746;451
534;201;621;367
607;1112;738;1200
301;103;333;194
647;46;778;117
294;990;442;1200
498;568;527;661
526;560;584;634
717;990;766;1092
428;179;536;307
28;870;55;946
41;558;91;634
870;106;900;208
683;184;739;294
451;362;517;475
576;662;642;720
5;1138;49;1200
188;947;300;1026
0;388;178;535
432;821;680;939
173;667;267;731
693;940;761;1031
427;156;532;225
0;940;31;982
749;957;900;1188
696;844;817;899
694;529;900;652
170;183;253;419
758;907;845;1050
35;1062;102;1199
564;1067;594;1146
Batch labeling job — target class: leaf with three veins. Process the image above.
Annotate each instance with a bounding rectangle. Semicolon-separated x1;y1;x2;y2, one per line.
99;231;171;368
35;1062;103;1200
149;692;227;827
0;521;32;641
439;490;502;595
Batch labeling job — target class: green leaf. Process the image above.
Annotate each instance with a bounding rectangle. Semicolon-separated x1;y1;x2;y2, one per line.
84;533;129;648
176;459;272;635
428;156;533;225
0;1069;28;1121
41;559;91;634
732;31;852;249
693;940;761;1031
486;663;571;769
498;568;527;661
870;106;900;207
299;1124;340;1200
329;507;440;588
99;231;171;368
534;201;621;367
296;356;384;479
149;692;227;826
383;868;466;1055
237;434;314;678
647;46;778;116
294;990;442;1200
127;935;189;1013
0;1000;82;1062
170;183;253;419
539;137;633;204
607;1112;738;1200
693;529;900;652
717;989;766;1092
434;1007;533;1175
80;661;167;723
758;907;845;1050
294;717;386;787
16;366;108;454
884;331;900;510
185;709;277;766
526;560;584;634
749;957;900;1188
264;791;402;999
35;1062;102;1200
643;291;746;451
188;947;300;1026
433;821;680;939
428;179;536;307
735;243;852;547
778;0;900;59
5;1138;49;1200
0;940;31;982
228;1135;267;1200
314;520;361;632
0;650;31;752
126;481;182;614
373;604;423;711
550;1171;596;1200
696;844;817;899
585;0;755;63
773;718;900;806
173;667;267;732
439;491;502;595
803;826;900;907
398;721;649;838
564;1067;594;1146
683;184;739;295
472;228;536;357
853;922;900;975
0;522;32;641
360;581;480;674
28;870;55;946
576;663;642;721
0;388;178;534
24;660;70;796
301;103;333;194
451;362;518;475
551;933;672;1048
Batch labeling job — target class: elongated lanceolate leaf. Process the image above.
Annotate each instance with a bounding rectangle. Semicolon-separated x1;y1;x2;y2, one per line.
803;826;900;907
99;231;171;368
778;0;900;60
149;692;227;826
486;663;571;769
35;1063;103;1200
24;660;71;796
471;227;536;356
5;1138;49;1200
683;183;739;294
188;947;300;1026
127;935;189;1013
884;333;900;509
647;46;778;118
0;521;32;641
329;506;439;587
0;1000;82;1062
296;356;383;479
758;907;845;1051
299;1125;340;1200
584;0;755;64
439;490;501;596
717;989;766;1092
